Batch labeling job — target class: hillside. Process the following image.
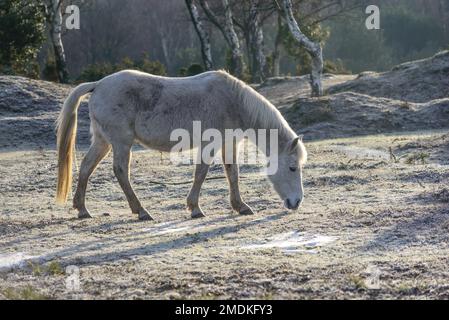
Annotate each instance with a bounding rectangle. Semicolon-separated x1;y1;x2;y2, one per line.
1;52;448;149
327;51;449;102
264;51;449;140
0;77;89;149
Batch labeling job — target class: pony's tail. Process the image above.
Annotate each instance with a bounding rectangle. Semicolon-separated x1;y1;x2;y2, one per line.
56;82;97;204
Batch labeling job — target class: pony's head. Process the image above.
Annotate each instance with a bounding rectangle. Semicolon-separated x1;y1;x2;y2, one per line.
268;136;307;210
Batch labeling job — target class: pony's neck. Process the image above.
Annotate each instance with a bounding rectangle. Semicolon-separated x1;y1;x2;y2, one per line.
254;126;294;158
239;86;296;155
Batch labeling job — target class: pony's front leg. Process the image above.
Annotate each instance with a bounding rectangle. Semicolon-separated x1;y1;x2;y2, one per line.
187;163;210;219
223;163;255;215
221;142;254;215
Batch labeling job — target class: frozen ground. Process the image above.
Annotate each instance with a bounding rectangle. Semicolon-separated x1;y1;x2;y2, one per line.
0;52;448;299
1;130;448;299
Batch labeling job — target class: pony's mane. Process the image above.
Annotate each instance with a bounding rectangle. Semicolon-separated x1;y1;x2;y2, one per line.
216;70;292;133
215;70;307;165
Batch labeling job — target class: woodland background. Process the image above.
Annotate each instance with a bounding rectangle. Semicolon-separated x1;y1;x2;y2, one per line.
1;0;448;84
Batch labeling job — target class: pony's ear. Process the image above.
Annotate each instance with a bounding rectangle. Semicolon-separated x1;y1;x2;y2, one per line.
287;137;300;152
298;134;304;142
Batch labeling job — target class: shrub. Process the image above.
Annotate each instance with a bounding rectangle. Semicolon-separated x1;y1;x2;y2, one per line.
0;0;45;78
323;59;351;75
41;54;59;82
178;63;206;77
2;285;48;300
77;54;166;83
139;54;167;75
282;18;329;76
405;152;430;165
77;62;115;82
186;63;204;76
178;67;188;76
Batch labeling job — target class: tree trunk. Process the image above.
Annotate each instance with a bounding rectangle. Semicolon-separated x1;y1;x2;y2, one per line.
199;0;229;42
280;0;323;96
48;0;69;83
244;29;252;75
249;1;266;83
221;0;244;78
185;0;213;71
160;35;171;71
272;13;283;77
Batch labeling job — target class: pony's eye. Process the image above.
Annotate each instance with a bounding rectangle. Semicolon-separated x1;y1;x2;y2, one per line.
289;167;297;172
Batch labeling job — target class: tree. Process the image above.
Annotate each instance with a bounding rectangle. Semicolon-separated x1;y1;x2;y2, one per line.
0;0;45;77
279;0;324;96
280;10;329;75
150;0;196;74
225;0;273;81
199;0;245;78
248;0;267;82
64;0;136;69
43;0;69;83
236;0;361;79
221;0;245;78
186;0;213;70
271;12;283;77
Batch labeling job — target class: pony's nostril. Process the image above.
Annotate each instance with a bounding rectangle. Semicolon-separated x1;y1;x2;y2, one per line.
295;199;301;208
286;198;301;210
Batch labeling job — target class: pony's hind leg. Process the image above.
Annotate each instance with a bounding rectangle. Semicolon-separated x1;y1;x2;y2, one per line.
112;144;153;221
73;135;111;219
187;163;210;219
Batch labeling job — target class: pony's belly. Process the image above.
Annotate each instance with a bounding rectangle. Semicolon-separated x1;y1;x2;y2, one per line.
134;117;192;152
135;139;179;152
134;109;229;152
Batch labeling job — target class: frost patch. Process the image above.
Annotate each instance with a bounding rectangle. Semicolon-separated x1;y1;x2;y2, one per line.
334;145;389;160
142;220;203;236
154;226;191;235
241;231;336;253
0;252;37;270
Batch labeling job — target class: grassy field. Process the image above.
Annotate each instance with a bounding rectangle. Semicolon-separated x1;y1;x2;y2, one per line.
1;53;448;299
1;130;448;299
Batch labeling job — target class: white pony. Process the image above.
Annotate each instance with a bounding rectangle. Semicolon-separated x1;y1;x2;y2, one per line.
56;70;307;220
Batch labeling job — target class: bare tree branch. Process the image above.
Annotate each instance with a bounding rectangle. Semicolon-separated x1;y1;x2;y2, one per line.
278;0;323;96
44;0;69;83
199;0;230;44
186;0;214;70
249;0;266;82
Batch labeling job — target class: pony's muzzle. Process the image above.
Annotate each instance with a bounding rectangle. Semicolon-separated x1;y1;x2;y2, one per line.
285;198;302;211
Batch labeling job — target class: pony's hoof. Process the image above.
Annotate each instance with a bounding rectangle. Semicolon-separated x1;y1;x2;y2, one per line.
239;206;255;216
191;208;206;219
78;209;92;219
138;209;153;221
